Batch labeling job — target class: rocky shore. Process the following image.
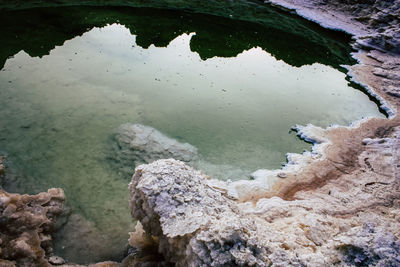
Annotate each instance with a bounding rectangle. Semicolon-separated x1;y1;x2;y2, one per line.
128;0;400;266
0;0;399;266
0;163;66;266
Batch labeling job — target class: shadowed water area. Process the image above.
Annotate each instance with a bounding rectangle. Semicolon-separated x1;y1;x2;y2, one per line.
0;5;385;263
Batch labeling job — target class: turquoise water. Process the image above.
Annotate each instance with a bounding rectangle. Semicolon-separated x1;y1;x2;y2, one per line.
0;6;384;263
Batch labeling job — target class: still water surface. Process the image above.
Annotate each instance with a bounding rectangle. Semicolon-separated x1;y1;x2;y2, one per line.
0;6;384;263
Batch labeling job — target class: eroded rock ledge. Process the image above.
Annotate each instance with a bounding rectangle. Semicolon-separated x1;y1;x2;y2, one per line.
266;0;400;54
0;186;65;266
130;138;400;265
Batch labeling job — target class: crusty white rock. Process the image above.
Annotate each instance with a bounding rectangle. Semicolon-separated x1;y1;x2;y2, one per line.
129;125;400;266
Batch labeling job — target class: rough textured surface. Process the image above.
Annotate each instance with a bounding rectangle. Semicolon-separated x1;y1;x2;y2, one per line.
130;159;270;266
236;0;400;203
0;188;65;266
1;0;400;266
112;123;198;178
266;0;400;54
129;1;400;265
0;161;122;267
131;143;400;265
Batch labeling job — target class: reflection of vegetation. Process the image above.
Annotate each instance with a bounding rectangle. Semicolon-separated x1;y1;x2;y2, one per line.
0;5;355;70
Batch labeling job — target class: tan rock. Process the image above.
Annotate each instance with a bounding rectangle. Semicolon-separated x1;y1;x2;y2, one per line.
0;188;65;266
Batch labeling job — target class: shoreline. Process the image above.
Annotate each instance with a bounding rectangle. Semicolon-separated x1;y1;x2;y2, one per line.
0;0;399;265
227;0;400;201
128;0;400;265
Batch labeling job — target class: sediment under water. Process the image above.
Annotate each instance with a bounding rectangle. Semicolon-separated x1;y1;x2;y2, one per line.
0;6;384;263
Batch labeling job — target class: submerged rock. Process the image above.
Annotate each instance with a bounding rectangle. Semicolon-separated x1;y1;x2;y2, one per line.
113;124;257;181
112;123;198;177
116;123;198;163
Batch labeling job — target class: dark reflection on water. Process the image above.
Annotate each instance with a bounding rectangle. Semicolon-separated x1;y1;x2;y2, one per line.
0;6;355;70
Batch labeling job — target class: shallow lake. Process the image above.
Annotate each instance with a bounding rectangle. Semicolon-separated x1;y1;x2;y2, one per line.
0;5;384;263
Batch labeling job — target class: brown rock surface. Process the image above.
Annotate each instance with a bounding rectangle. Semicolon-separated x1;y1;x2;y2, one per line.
0;188;66;266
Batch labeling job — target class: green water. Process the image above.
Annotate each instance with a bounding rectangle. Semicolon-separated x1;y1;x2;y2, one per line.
0;6;384;263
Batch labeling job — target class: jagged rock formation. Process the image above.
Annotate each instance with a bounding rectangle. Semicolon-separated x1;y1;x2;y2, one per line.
0;188;65;266
130;133;400;265
129;159;257;266
0;159;121;267
266;0;400;54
